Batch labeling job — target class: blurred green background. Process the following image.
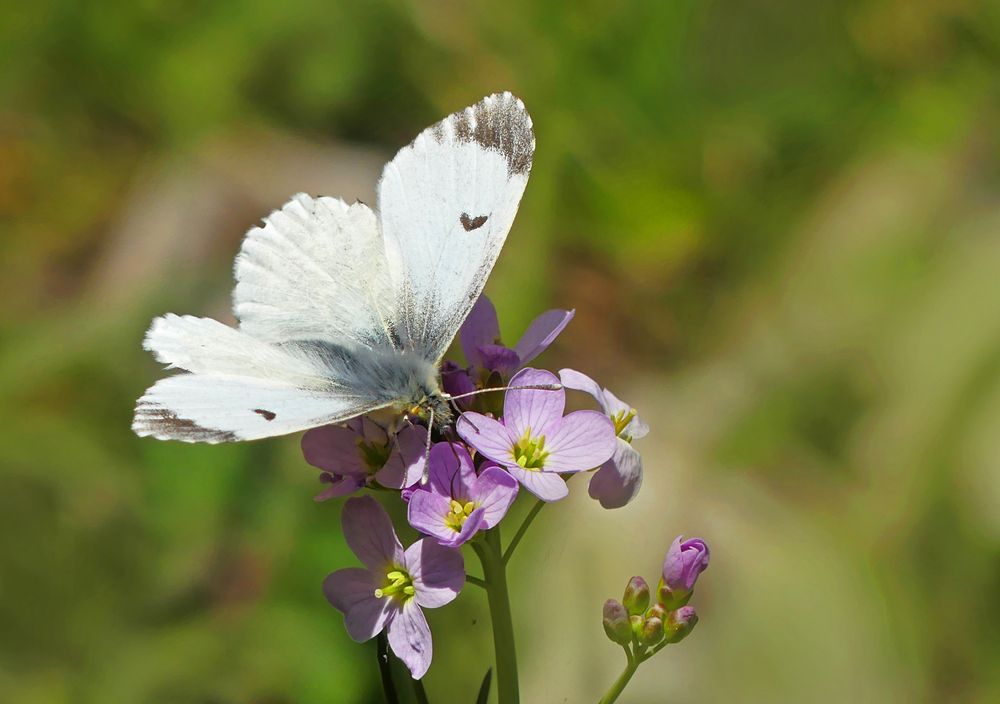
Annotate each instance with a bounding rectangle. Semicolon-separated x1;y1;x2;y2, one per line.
2;0;1000;702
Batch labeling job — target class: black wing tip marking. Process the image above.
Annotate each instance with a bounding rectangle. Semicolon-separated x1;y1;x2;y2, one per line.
133;402;239;443
434;92;535;177
253;408;277;421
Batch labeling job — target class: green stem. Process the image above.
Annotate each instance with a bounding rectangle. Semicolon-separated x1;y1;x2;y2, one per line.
597;650;640;704
473;529;520;704
502;498;545;565
411;677;430;704
375;632;399;704
466;574;487;589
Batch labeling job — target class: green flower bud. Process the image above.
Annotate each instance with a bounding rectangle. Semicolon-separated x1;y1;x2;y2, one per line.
629;614;644;639
622;576;650;616
602;599;632;645
645;603;666;622
639;616;664;646
657;577;692;611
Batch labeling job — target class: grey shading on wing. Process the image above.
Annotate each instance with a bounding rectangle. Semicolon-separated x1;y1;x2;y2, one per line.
132;314;436;442
378;92;535;362
133;374;378;443
233;194;399;349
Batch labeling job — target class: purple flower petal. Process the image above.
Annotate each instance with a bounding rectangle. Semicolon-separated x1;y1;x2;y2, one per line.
323;567;379;614
406;490;457;544
426;442;477;500
405;538;465;609
376;425;427;489
387;601;433;679
558;368;604;405
457;413;516;465
662;536;710;592
506;465;569;502
460;295;501;368
469;466;519;528
448;507;487;547
342;496;404;570
441;361;476;398
478;344;521;377
359;416;390;444
301;425;365;475
542;410;616;473
314;473;365;501
504;368;565;438
515;309;574;365
588;439;643;509
559;368;649;440
345;595;397;643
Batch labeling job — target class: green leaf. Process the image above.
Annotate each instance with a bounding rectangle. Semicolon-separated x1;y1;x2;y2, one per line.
474;668;492;704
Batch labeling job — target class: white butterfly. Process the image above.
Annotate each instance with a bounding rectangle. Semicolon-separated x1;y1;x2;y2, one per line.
133;92;534;443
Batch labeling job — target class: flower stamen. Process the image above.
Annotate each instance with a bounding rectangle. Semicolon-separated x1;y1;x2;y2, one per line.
512;428;549;470
374;568;415;601
444;499;478;532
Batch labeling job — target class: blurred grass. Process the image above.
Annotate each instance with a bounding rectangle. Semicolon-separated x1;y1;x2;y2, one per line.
2;0;999;701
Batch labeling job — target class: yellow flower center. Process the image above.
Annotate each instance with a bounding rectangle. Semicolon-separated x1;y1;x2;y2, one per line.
444;499;478;532
374;569;415;603
611;409;637;440
513;428;549;470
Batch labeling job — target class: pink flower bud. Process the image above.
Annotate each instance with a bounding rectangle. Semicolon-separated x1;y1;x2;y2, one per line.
602;599;632;645
659;536;709;608
665;606;699;644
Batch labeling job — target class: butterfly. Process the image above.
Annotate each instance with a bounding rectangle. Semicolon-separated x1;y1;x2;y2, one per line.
132;92;534;443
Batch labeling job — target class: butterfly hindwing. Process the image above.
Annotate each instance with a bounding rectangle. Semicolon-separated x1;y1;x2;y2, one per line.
233;194;398;349
133;373;384;443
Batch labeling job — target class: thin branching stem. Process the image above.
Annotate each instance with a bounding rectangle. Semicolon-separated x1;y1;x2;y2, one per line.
502;498;545;565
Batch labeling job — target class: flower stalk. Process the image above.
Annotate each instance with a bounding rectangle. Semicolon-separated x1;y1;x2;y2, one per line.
473;528;520;704
598;648;640;704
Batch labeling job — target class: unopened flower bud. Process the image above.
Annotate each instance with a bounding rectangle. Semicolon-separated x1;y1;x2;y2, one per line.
659;537;709;609
629;614;644;638
602;599;632;645
645;603;666;621
622;576;650;615
665;606;698;644
639;616;664;646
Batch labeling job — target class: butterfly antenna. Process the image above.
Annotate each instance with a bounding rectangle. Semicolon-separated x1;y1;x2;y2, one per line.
420;407;434;485
445;383;562;402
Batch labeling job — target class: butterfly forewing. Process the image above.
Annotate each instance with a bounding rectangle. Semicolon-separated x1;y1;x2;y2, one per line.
378;92;534;362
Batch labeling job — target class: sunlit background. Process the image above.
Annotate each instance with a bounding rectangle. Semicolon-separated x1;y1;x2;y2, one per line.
3;1;1000;702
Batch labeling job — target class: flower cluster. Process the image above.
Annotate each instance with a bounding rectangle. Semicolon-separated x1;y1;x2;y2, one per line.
603;537;709;657
309;295;690;685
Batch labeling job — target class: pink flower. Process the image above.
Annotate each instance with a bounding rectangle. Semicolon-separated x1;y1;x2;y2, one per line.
408;443;519;547
559;369;649;509
302;418;425;500
323;496;464;679
456;368;616;502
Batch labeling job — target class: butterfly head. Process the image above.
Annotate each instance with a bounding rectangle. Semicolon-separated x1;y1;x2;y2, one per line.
413;391;455;431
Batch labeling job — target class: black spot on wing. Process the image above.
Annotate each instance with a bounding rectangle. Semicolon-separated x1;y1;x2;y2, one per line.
460;213;489;231
438;92;534;177
133;403;238;443
254;408;277;421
